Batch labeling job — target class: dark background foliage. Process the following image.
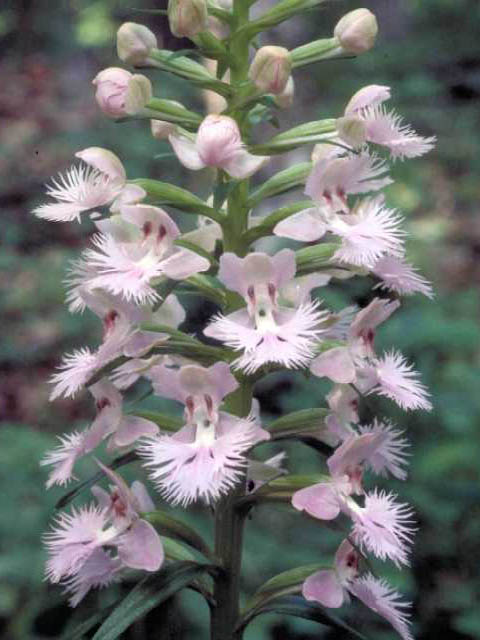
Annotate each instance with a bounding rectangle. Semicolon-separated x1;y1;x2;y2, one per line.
1;0;479;638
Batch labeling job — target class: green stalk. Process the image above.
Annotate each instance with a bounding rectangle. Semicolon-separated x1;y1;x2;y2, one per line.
210;4;254;638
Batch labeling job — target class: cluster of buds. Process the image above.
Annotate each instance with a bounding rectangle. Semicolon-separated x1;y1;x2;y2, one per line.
36;4;435;640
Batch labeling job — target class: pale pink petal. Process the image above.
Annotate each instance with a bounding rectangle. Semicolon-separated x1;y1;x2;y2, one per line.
117;519;164;571
75;147;126;184
372;255;434;298
169;133;206;170
350;490;415;567
83;234;163;304
271;248;298;290
357;420;410;480
49;348;98;400
345;85;391;115
112;416;159;448
161;248;210;280
327;431;385;479
303;570;346;608
41;431;87;488
33;164;122;223
349;574;413;640
65;548;122;607
222;149;269;179
273;208;327;241
367;350;432;411
292;483;341;520
330;197;405;268
138;414;259;506
364;105;436;160
120;204;180;241
305;152;392;206
130;480;156;513
44;505;107;582
310;347;356;384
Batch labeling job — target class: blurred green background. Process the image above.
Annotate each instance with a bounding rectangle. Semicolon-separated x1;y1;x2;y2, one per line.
1;0;480;638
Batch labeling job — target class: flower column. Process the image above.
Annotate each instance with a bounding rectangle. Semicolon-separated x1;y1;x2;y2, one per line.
211;3;254;638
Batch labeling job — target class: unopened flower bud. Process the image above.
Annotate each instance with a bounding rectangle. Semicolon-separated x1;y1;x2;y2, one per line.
116;22;158;66
151;118;178;140
249;46;292;94
334;8;378;55
336;115;367;148
168;0;208;39
274;76;295;109
93;68;152;119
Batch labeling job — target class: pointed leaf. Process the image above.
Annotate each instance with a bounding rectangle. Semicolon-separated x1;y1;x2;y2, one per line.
241;594;370;639
133;179;222;222
295;243;341;275
267;408;330;440
92;562;210;640
250;119;336;155
162;537;196;562
247;163;312;208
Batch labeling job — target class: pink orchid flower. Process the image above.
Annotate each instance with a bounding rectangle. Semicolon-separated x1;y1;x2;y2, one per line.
204;250;327;373
138;362;269;505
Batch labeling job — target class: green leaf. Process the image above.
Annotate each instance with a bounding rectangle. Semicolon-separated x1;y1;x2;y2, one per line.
267;408;330;440
250;119;337;155
239;564;328;626
145;511;213;560
241;595;370;639
295;243;341;275
162;537;196;562
247;163;312;208
55;452;137;510
91;562;210;640
147;49;233;98
61;601;119;640
291;38;343;68
183;274;227;307
145;98;202;127
133;179;222;222
241;0;327;35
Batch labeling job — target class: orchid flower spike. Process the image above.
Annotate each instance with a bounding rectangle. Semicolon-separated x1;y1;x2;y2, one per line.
33;148;138;223
169;115;269;179
138;362;269;505
204;250;327;374
338;84;436;160
304;540;414;640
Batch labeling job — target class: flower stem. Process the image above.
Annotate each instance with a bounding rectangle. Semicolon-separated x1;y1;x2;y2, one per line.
211;6;253;638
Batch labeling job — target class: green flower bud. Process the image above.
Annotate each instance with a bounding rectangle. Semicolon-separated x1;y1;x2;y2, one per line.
334;8;378;55
168;0;208;39
249;46;292;94
116;22;158;66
